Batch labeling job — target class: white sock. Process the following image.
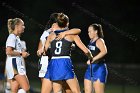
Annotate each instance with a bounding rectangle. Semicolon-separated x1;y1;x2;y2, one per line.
18;89;26;93
57;90;62;93
5;82;11;93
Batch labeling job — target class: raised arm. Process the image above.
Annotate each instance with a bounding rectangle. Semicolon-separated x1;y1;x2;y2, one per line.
56;28;81;40
44;35;51;53
64;28;81;35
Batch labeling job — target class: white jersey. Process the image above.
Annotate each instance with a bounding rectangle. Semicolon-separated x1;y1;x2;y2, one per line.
39;29;51;78
40;29;51;46
5;34;26;79
20;40;27;73
21;40;26;51
6;34;23;58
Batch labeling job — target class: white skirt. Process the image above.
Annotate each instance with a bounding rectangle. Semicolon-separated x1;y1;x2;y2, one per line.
38;56;48;78
6;57;26;79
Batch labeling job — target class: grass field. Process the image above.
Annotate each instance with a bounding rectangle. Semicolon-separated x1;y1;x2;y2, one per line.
29;80;140;93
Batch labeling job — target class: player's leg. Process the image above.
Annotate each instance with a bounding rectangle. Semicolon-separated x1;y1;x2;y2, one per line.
62;81;72;93
84;79;93;93
14;75;30;92
0;79;4;92
41;78;52;93
93;79;105;93
10;79;19;93
53;81;63;93
66;77;80;93
5;79;11;93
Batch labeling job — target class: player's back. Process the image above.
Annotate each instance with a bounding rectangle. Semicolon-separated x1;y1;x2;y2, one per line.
50;38;72;57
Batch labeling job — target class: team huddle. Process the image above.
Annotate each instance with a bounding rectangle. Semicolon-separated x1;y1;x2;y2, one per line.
5;12;108;93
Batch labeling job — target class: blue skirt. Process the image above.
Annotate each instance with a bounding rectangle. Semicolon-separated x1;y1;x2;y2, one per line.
84;63;108;83
44;56;75;81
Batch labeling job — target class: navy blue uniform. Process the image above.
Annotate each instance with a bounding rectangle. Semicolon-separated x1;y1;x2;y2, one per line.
44;30;76;81
84;38;108;83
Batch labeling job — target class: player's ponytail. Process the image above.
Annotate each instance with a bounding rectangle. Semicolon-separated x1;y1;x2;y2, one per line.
7;18;22;34
47;12;69;28
8;19;14;34
57;13;69;28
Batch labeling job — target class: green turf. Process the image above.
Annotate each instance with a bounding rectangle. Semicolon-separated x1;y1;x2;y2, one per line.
105;84;140;93
29;80;140;93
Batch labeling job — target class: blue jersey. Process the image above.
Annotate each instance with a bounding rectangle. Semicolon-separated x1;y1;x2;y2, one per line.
50;38;72;56
44;30;76;80
84;38;108;83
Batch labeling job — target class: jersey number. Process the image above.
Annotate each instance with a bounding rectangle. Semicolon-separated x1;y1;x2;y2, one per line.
55;41;62;54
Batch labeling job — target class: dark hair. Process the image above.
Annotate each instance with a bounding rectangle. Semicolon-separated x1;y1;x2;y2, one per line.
47;12;69;28
7;18;22;34
90;23;104;38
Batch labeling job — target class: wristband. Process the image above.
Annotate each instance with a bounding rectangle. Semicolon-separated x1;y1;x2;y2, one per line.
20;53;22;56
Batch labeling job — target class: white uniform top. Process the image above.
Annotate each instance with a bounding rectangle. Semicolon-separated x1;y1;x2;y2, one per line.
21;40;26;51
40;29;50;46
20;40;27;73
6;34;22;57
6;34;25;79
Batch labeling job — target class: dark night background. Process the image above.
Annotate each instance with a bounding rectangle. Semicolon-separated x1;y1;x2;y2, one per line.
0;0;140;92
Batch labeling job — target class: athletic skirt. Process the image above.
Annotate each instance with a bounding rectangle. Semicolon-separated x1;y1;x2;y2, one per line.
6;57;26;79
84;63;108;83
44;56;75;81
38;56;48;78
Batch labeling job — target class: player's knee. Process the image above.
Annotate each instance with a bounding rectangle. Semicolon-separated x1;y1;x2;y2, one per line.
22;85;30;91
11;87;19;93
84;88;89;93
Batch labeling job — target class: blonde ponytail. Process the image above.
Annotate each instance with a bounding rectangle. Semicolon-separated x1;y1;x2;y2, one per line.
7;18;22;34
7;19;14;34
